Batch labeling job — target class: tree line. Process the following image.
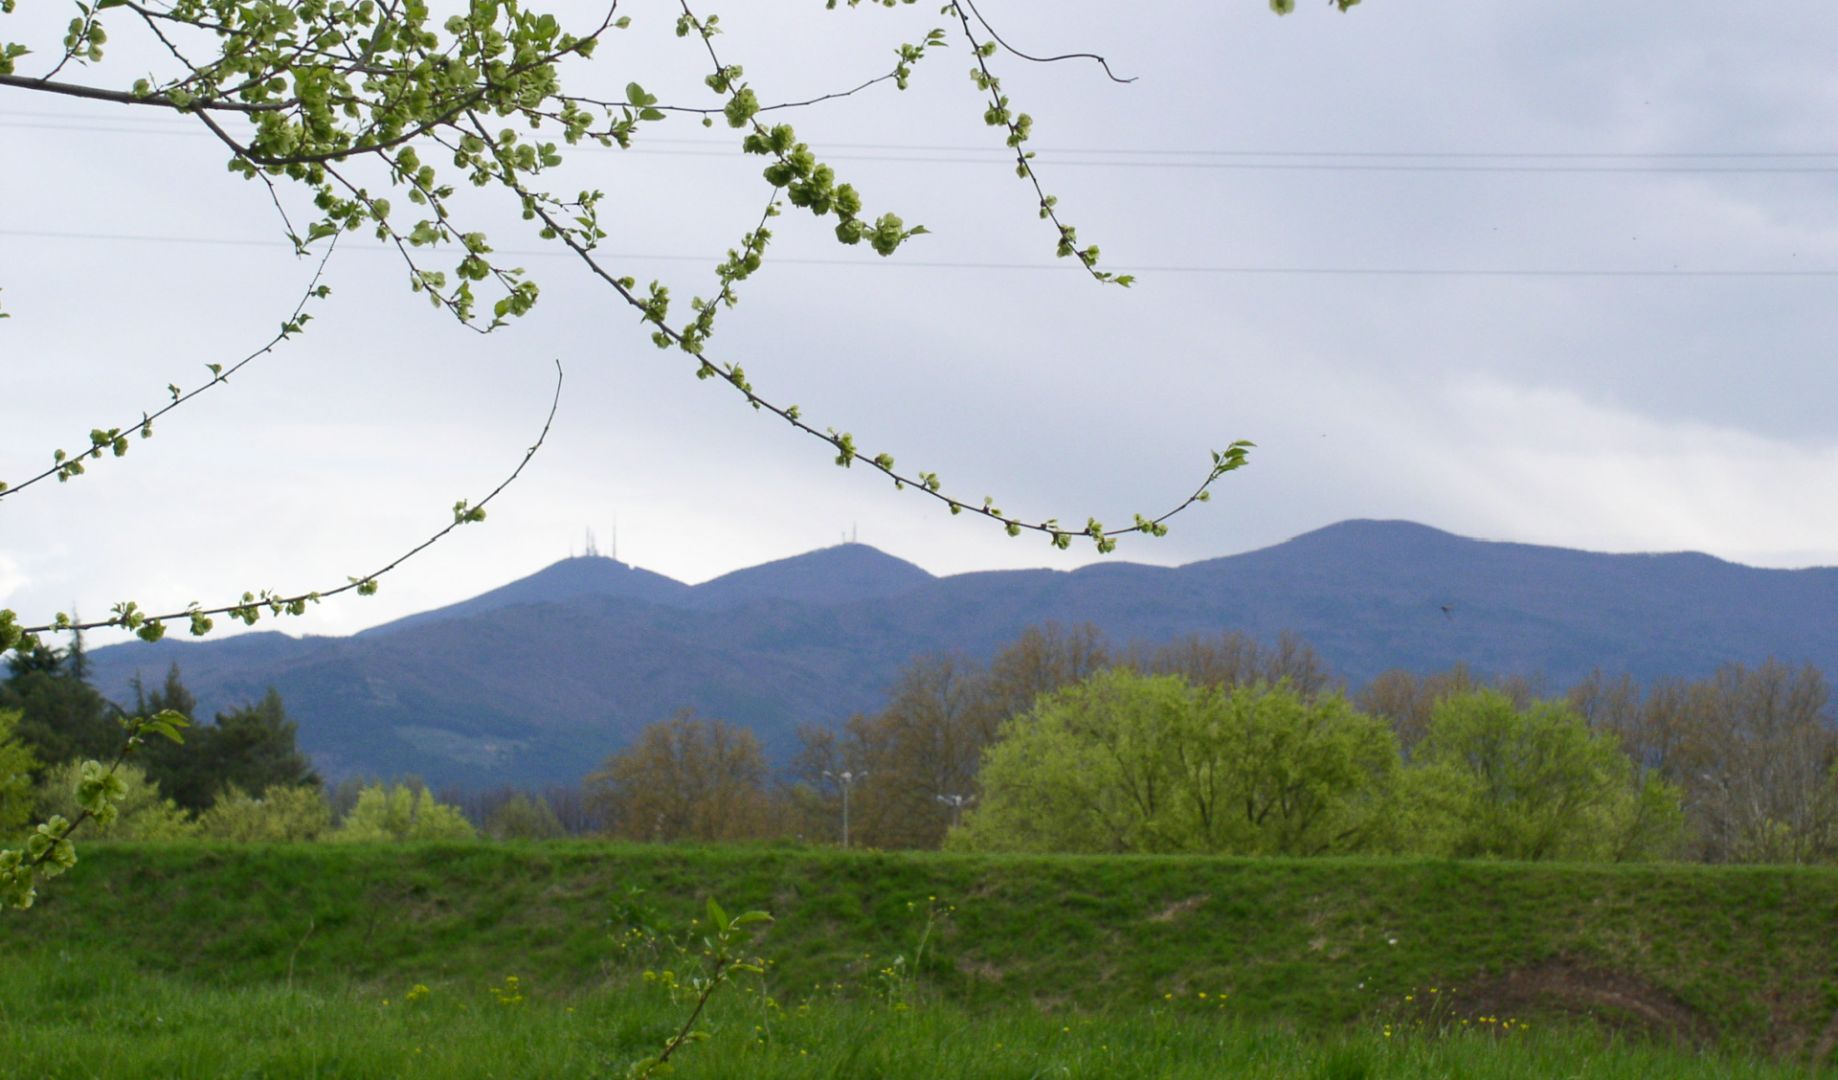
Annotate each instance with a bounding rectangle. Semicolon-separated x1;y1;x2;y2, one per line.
4;625;1833;863
588;626;1838;864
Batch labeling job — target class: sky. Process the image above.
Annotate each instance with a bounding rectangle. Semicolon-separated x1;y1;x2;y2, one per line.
3;1;1836;645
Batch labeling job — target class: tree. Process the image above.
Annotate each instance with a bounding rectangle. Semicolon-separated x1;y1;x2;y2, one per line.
196;784;332;842
0;640;118;767
484;791;566;841
1400;690;1680;862
0;709;39;839
587;711;773;843
1577;661;1838;863
0;0;1341;907
786;625;1114;848
953;670;1397;856
138;681;318;813
0;1;1253;656
33;761;195;842
332;781;474;842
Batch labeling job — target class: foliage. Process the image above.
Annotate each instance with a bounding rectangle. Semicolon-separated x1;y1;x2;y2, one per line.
1574;661;1838;863
0;0;1276;664
196;784;331;843
624;896;772;1079
588;712;774;843
333;782;475;842
0;708;38;838
136;676;318;813
0;639;118;766
1401;690;1682;862
955;671;1397;855
483;791;565;841
32;760;196;843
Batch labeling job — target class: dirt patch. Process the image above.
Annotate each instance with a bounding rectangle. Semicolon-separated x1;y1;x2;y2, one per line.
1452;957;1713;1047
1149;895;1210;923
955;956;1005;984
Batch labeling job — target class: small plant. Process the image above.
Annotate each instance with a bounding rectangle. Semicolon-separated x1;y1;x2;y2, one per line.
625;897;771;1080
489;975;525;1008
876;895;952;1011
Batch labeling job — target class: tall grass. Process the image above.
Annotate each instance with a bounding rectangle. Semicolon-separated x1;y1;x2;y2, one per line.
0;950;1807;1079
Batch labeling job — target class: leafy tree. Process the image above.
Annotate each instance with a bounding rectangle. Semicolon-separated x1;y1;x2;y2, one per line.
0;709;39;839
588;711;773;843
0;0;1341;907
1400;690;1680;861
484;791;566;841
195;785;331;843
954;670;1396;856
33;761;195;842
0;1;1258;658
332;782;474;842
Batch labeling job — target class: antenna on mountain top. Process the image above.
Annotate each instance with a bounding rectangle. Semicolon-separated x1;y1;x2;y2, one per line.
851;522;858;544
584;527;599;558
611;516;619;563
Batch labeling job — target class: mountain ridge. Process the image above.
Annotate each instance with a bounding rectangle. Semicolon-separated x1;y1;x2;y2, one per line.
84;520;1838;788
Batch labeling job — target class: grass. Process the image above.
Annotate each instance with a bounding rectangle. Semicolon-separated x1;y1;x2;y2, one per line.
0;950;1815;1079
5;842;1838;1071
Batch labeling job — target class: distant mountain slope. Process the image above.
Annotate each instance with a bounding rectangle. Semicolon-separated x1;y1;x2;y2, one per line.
86;521;1838;789
687;543;934;609
360;555;690;637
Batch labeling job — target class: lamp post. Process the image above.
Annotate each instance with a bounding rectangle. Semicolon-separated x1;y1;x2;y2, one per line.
823;769;867;849
935;792;975;829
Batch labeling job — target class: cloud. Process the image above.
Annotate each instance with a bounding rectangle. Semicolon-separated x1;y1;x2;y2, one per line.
0;553;26;606
1398;378;1838;568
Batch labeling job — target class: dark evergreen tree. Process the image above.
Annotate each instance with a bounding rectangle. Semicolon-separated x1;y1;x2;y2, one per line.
0;637;118;765
134;669;318;812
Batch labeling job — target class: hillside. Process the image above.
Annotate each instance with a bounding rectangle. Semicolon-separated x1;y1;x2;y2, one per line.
84;521;1838;787
6;843;1838;1055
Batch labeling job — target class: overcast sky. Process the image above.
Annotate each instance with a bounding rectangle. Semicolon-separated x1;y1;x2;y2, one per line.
3;1;1836;644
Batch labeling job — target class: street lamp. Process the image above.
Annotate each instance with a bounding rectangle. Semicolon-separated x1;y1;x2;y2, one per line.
936;792;975;829
823;769;867;849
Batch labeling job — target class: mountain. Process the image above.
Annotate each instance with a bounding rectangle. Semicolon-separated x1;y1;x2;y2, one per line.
84;521;1838;789
360;555;691;636
687;543;933;609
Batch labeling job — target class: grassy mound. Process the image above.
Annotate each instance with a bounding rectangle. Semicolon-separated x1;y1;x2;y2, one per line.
4;843;1836;1057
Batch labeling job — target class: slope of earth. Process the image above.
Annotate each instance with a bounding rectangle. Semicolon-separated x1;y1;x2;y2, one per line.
7;843;1838;1059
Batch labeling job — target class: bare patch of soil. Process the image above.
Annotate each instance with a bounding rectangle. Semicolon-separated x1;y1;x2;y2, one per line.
1148;895;1210;923
1453;957;1712;1046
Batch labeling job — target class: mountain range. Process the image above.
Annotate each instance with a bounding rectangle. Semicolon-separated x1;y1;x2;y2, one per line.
83;520;1838;789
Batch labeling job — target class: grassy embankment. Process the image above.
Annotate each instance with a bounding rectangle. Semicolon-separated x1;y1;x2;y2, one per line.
2;843;1835;1075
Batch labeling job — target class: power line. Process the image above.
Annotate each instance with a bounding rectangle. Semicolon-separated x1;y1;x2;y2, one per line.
5;114;1838;173
5;227;1835;278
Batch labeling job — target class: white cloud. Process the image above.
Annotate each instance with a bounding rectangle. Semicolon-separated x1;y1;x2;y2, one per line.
0;553;24;606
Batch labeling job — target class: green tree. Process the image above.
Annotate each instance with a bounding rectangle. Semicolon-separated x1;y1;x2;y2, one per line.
0;709;39;839
484;792;565;841
33;761;195;842
139;682;317;813
0;641;118;767
1401;690;1680;861
332;782;474;842
954;670;1397;856
196;785;331;842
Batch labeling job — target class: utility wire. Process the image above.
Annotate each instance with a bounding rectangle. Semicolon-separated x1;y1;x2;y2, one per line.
4;114;1838;172
5;227;1834;278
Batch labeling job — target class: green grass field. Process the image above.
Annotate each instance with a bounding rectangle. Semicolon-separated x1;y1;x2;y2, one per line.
3;843;1837;1076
